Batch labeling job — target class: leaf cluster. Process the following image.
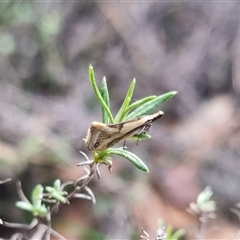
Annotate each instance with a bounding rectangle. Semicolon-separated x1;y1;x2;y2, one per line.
88;65;177;172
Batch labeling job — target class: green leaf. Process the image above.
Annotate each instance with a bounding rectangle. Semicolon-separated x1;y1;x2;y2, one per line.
33;205;47;217
165;225;185;240
53;179;61;190
31;184;44;209
15;201;33;212
197;186;213;205
105;148;149;172
171;229;186;239
166;225;173;239
114;79;136;122
16;199;47;217
100;77;111;124
129;134;152;141
124;95;156;117
46;180;67;203
15;185;47;217
124;91;177;121
46;186;55;193
53;192;66;203
46;186;67;203
88;65;113;123
46;187;66;203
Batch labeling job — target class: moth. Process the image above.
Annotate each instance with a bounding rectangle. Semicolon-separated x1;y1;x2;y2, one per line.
85;111;164;151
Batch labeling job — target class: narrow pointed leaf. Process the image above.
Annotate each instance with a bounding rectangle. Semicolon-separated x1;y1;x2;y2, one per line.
129;134;152;140
124;91;177;120
171;229;186;239
46;186;66;203
51;192;67;203
33;205;47;217
166;225;173;237
114;79;136;122
15;201;33;212
53;179;61;190
100;77;111;123
46;186;55;194
124;95;156;116
105;148;149;172
31;184;44;209
88;65;113;123
197;186;213;205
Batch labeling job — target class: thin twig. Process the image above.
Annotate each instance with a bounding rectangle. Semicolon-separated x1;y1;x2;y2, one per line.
9;233;23;240
42;198;57;204
49;227;67;240
96;165;101;179
85;186;96;205
60;181;74;190
2;219;38;230
43;212;51;240
16;181;30;203
76;160;94;167
197;215;209;240
0;178;11;184
73;193;92;200
27;223;45;240
79;151;90;161
75;174;90;186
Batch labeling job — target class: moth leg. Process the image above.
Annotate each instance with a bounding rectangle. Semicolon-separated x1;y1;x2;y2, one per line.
136;127;143;146
141;123;151;134
123;140;127;150
137;137;139;146
135;123;152;146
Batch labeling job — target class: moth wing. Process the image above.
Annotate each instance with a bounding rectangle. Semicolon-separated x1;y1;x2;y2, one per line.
85;122;105;151
85;122;121;151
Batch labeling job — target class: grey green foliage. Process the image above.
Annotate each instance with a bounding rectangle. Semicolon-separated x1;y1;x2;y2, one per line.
45;179;67;203
165;226;185;240
16;185;47;217
100;148;149;172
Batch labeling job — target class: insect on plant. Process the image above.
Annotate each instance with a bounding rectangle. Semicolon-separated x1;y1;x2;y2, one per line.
82;65;177;172
85;111;164;151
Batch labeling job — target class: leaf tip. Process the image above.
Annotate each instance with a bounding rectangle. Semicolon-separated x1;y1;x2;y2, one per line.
89;64;94;74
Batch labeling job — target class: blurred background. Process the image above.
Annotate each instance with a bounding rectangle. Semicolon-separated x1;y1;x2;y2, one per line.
1;1;240;239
